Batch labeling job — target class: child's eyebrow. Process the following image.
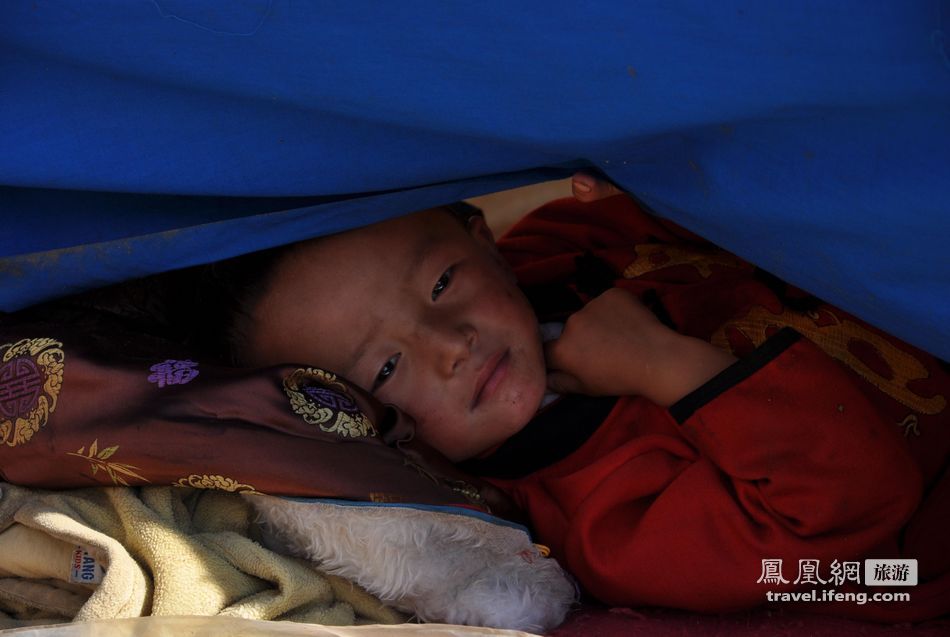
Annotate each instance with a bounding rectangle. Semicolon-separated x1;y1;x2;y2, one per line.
342;229;436;384
344;334;373;386
387;226;442;300
401;228;437;280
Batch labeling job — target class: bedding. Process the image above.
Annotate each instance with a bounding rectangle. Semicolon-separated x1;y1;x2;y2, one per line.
0;616;543;636
250;497;574;632
0;296;574;631
0;483;401;628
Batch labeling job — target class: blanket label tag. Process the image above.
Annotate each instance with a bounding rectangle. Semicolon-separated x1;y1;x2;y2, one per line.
70;546;105;585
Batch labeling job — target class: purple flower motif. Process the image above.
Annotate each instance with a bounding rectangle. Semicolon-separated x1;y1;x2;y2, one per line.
148;359;199;388
302;385;359;414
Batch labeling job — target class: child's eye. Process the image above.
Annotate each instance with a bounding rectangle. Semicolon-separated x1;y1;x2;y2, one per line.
432;267;453;301
373;353;401;391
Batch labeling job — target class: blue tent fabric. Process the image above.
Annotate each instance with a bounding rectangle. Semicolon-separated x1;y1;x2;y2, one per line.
1;1;949;358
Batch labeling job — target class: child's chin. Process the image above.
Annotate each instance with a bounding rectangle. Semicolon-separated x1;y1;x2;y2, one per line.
506;382;547;431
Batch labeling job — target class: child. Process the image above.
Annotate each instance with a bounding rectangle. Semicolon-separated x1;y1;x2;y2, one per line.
229;174;949;622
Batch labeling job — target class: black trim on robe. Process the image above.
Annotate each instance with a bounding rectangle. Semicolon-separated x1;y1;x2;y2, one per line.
461;394;619;480
670;327;801;424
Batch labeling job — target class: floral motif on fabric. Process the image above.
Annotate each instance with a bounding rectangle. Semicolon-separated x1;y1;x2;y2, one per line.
67;439;150;485
711;305;946;415
147;359;199;388
0;337;65;447
623;244;744;279
173;474;259;493
283;368;376;438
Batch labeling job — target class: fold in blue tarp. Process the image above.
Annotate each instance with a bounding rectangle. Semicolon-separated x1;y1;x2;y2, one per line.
1;1;949;358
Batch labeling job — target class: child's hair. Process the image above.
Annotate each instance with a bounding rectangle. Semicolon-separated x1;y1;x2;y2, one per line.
191;202;484;366
443;201;483;226
191;244;287;365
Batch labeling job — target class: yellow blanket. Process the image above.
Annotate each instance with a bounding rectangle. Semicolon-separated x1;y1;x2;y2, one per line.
0;484;402;630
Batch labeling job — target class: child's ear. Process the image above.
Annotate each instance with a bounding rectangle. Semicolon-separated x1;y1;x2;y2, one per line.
466;214;496;246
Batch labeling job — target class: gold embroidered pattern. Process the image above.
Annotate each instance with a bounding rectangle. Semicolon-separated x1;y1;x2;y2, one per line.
897;414;921;438
711;306;947;415
623;244;744;280
67;439;150;485
173;474;259;493
448;479;484;507
0;337;65;447
283;368;376;438
369;492;404;503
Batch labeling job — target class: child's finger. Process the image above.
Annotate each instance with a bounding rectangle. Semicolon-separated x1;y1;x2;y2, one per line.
571;172;595;197
571;171;623;202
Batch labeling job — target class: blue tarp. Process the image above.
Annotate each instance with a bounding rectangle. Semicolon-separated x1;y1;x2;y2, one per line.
1;1;949;358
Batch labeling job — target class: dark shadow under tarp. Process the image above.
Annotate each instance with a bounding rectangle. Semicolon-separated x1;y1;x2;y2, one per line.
1;1;949;358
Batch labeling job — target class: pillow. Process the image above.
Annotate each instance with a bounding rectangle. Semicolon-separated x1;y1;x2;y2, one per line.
0;312;506;510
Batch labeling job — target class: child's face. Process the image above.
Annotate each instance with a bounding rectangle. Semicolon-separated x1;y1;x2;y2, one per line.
247;208;547;461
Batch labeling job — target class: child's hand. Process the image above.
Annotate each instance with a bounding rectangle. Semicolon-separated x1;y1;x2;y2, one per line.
545;289;737;406
545;289;672;398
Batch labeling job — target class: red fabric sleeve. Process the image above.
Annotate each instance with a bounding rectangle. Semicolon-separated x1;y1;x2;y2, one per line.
513;332;923;613
498;194;706;286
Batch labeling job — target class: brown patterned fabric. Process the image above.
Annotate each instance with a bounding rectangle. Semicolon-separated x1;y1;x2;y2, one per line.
0;310;513;516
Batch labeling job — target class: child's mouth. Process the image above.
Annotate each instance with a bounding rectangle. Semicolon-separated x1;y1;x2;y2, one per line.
471;349;510;410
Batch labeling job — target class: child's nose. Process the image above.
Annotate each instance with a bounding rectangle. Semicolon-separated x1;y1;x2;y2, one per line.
430;324;476;377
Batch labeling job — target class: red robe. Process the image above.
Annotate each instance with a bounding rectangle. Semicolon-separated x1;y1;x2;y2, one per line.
476;195;950;621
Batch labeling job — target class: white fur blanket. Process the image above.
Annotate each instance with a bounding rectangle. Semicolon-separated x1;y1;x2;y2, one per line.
248;496;577;634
